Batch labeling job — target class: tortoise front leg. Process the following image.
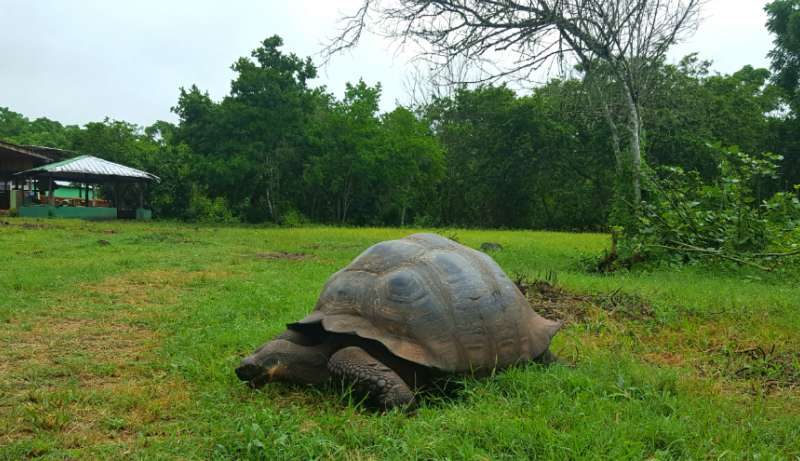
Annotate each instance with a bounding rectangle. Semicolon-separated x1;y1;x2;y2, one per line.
328;346;416;411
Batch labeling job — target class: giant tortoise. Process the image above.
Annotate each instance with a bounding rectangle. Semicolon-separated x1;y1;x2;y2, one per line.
236;233;561;410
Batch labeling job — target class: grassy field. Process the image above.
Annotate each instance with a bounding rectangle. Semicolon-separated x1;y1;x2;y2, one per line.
1;218;799;460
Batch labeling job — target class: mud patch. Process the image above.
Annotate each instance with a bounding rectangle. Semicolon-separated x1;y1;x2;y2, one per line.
252;251;310;261
515;274;653;324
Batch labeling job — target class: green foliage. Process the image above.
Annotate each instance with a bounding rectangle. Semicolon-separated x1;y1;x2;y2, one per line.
376;107;445;226
173;35;319;223
280;208;309;227
303;80;384;223
186;185;235;223
427;83;615;229
0;107;77;147
622;146;800;269
646;56;781;177
2;35;799;233
766;0;800;110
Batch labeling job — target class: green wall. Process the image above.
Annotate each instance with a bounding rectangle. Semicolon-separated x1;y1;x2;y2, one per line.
19;206;117;220
53;186;95;199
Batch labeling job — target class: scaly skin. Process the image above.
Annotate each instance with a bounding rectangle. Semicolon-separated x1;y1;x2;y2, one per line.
328;346;416;411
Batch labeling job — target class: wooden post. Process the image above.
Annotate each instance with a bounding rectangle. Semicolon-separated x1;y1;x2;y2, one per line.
48;177;55;206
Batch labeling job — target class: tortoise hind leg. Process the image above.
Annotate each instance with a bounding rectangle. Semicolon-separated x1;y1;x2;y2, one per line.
328;346;416;411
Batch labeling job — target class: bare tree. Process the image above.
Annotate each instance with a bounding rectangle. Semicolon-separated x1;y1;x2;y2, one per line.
403;55;474;107
326;0;703;207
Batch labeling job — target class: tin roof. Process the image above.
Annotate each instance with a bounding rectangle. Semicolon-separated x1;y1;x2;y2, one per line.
16;155;160;182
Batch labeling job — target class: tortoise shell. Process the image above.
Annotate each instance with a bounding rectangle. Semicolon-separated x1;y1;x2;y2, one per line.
290;233;560;372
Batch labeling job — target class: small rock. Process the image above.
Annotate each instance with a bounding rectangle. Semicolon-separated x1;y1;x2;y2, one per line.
479;242;503;252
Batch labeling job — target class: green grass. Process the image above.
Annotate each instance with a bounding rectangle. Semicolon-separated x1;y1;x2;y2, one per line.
1;218;798;460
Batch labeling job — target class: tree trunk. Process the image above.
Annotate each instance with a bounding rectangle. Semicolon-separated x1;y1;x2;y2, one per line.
623;87;643;205
265;188;276;221
341;177;353;223
602;101;624;175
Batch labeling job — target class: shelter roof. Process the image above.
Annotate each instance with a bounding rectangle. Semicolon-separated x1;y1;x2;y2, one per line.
16;155;160;183
22;145;75;161
0;139;54;163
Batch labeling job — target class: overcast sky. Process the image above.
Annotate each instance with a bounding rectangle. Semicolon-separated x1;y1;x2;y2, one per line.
0;0;776;127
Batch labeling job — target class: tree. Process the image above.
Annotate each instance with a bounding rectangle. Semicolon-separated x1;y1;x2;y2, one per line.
172;35;320;222
328;0;702;218
304;81;383;223
644;56;781;184
766;0;800;191
0;107;76;148
426;83;614;229
378;107;445;226
766;0;800;110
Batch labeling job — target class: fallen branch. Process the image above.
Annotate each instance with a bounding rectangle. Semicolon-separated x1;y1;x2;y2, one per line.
751;248;800;258
648;242;774;272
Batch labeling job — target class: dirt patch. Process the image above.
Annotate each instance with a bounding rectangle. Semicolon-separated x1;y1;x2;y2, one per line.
697;344;800;393
0;268;214;452
0;315;179;448
83;269;228;308
252;251;310;261
643;352;686;367
126;232;198;245
515;276;800;395
2;221;61;230
639;321;800;394
303;242;363;250
515;274;653;324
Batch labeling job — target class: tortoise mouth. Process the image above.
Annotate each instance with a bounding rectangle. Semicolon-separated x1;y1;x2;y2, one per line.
235;359;263;381
236;361;290;389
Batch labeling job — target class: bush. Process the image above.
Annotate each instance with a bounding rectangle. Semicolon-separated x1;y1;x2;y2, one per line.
280;208;308;227
186;186;235;223
616;146;800;270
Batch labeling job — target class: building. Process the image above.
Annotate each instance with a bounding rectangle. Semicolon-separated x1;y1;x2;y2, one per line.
1;139;159;219
0;140;53;210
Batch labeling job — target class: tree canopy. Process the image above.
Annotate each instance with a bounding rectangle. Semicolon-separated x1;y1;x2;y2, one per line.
1;32;797;236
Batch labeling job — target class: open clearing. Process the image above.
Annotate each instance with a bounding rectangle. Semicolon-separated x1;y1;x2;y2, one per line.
1;219;799;459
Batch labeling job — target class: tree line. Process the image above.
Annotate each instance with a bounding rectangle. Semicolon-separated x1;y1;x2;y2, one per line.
1;4;799;231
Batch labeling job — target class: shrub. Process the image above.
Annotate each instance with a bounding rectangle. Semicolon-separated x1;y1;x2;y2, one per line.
186;186;235;223
614;146;800;271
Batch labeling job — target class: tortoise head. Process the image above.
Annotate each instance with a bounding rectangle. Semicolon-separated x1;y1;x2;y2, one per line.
236;339;332;387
